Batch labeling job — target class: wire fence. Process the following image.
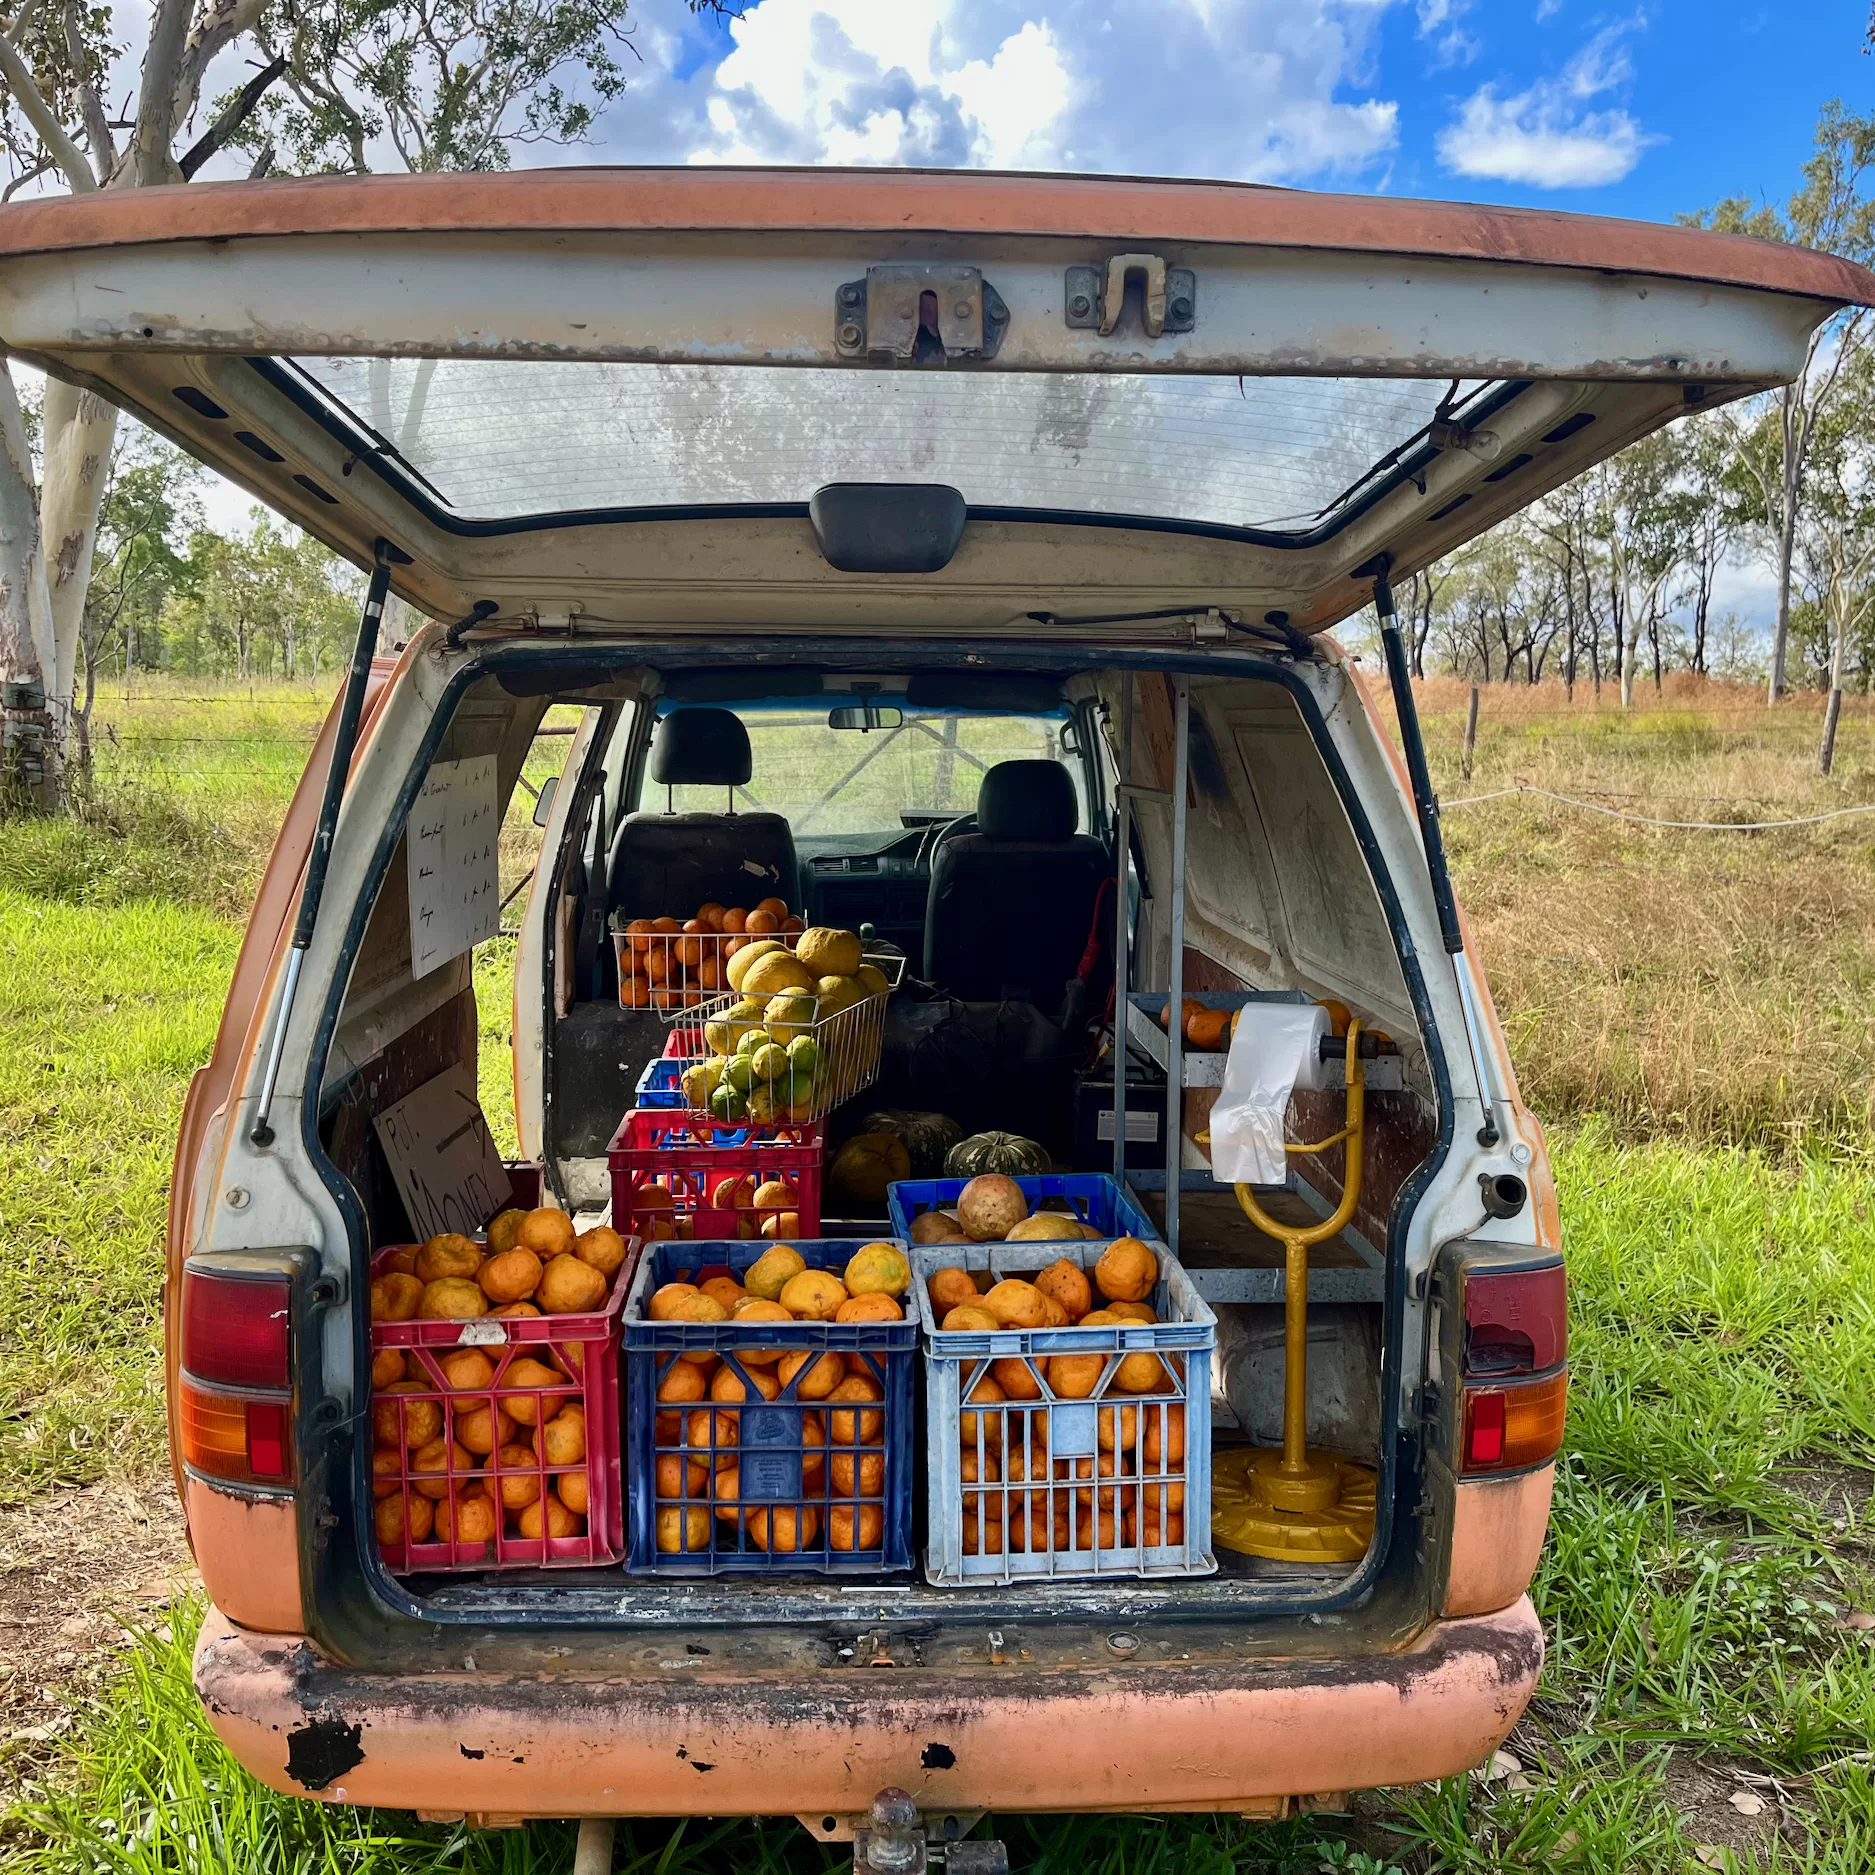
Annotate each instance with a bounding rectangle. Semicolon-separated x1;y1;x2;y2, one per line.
1442;784;1875;833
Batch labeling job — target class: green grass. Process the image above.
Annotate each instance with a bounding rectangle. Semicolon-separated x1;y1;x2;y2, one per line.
5;679;1875;1871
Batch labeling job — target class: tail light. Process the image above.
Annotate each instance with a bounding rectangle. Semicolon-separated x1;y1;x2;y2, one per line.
178;1266;294;1486
1458;1259;1567;1475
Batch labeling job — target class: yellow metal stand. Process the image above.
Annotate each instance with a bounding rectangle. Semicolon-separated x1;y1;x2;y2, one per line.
1211;1022;1378;1564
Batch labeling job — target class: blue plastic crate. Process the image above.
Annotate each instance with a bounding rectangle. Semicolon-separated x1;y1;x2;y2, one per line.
887;1172;1158;1247
908;1237;1216;1584
634;1055;686;1109
623;1239;916;1575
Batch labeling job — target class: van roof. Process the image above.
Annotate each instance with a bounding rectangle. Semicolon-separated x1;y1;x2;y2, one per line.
5;168;1867;640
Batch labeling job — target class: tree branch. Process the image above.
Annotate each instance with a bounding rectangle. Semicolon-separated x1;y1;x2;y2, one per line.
62;0;114;175
123;0;193;185
174;0;268;129
177;52;285;178
0;25;97;189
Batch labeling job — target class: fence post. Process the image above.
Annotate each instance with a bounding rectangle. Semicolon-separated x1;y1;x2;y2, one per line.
1462;684;1479;781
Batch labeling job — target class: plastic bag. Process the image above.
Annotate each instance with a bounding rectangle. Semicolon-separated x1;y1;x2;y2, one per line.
1206;1003;1330;1185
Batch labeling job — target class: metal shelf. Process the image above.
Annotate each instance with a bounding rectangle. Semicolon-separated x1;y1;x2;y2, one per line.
1124;993;1406;1093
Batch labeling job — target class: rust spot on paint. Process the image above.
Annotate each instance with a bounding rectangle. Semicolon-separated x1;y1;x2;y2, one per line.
284;1713;364;1790
921;1742;957;1769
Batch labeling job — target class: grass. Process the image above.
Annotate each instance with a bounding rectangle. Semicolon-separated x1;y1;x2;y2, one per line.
3;674;1874;1871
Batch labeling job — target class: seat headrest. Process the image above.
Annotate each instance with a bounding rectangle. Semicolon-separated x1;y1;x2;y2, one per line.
977;759;1077;841
650;708;752;788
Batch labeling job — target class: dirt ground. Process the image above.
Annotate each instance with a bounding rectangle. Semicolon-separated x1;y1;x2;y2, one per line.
0;1479;193;1806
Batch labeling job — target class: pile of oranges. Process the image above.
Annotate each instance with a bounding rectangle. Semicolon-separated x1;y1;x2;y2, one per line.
927;1239;1190;1556
368;1206;629;1324
646;1241;910;1557
371;1343;594;1556
616;896;806;1009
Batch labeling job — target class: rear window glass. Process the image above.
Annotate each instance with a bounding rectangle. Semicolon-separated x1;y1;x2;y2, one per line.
284;358;1489;534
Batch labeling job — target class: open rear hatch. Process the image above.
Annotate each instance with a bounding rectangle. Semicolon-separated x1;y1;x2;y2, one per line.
27;169;1862;1656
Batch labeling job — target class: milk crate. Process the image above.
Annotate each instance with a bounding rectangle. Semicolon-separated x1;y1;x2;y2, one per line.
368;1238;631;1574
622;1239;916;1575
909;1237;1216;1584
887;1172;1156;1247
606;1107;824;1240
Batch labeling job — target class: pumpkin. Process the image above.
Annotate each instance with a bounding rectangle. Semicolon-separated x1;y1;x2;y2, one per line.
828;1132;912;1210
944;1131;1053;1178
860;1109;964;1178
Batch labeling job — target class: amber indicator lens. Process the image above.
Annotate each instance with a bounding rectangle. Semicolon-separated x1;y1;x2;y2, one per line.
1463;1370;1567;1473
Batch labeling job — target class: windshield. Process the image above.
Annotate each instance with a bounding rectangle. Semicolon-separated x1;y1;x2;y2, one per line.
644;706;1082;841
282;357;1493;534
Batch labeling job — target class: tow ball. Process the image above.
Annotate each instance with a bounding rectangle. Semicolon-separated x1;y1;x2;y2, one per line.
854;1787;1010;1873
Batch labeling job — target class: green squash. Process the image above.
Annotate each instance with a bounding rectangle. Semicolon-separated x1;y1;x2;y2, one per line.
861;1109;964;1178
943;1130;1052;1178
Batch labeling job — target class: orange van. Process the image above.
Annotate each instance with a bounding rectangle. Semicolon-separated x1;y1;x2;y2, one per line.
3;167;1864;1863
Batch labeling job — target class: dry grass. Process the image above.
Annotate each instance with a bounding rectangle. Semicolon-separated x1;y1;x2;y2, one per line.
1390;675;1875;1148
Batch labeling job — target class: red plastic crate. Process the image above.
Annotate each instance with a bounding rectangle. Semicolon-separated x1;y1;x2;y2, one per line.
368;1240;632;1573
606;1107;823;1241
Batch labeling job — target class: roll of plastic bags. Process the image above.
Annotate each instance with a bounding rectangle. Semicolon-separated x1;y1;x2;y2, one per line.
1206;1003;1331;1186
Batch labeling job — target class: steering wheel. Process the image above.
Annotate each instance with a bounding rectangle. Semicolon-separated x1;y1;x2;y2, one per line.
918;811;977;872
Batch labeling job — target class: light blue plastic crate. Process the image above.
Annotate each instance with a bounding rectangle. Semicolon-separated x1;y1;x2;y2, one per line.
909;1237;1216;1585
887;1172;1156;1247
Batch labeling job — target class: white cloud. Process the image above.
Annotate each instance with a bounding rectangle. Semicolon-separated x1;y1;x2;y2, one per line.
1416;0;1480;68
1435;25;1656;187
599;0;1402;185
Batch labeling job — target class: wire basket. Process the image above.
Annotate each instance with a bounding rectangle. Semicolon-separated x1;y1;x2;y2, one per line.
612;926;805;1012
661;951;904;1126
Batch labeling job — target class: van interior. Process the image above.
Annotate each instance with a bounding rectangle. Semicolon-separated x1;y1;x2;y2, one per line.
322;646;1434;1620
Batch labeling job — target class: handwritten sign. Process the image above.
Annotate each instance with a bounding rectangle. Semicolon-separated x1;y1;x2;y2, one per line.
407;754;499;978
372;1063;514;1243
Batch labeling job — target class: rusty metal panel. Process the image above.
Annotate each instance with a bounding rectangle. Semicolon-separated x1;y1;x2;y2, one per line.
0;232;1831;383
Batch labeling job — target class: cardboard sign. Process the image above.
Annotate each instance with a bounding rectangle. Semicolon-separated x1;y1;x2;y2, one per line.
407;754;500;978
372;1062;514;1241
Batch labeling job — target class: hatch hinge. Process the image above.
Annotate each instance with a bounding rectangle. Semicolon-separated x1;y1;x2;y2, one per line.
1064;254;1196;339
835;266;1009;364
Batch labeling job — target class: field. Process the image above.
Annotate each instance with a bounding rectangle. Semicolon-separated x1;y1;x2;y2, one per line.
1;672;1872;1872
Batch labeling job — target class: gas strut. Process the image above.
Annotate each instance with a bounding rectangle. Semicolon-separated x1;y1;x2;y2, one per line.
250;543;395;1147
1364;558;1504;1147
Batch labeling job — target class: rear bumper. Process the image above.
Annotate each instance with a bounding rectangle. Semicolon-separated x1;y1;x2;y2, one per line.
195;1597;1542;1818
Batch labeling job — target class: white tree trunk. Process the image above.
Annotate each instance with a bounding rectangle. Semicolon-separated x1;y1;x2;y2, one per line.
40;381;119;714
0;361;62;802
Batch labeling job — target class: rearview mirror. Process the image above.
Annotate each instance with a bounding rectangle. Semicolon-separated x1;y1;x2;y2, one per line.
829;703;905;732
531;775;558;828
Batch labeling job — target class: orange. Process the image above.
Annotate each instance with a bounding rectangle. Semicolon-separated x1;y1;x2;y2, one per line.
409;1436;474;1499
684;1406;740;1461
371;1448;403;1498
380;1246;420;1277
517;1207;577;1259
699;1273;749;1310
779;1268;847;1322
434;1489;497;1545
960;1511;1004;1555
721;907;748;934
927;1267;979;1315
1046;1351;1105;1399
1098;1404;1140;1452
418;1276;487;1320
1113;1350;1167;1393
538;1253;607;1314
452;1401;516;1456
519;1496;582;1539
778;1349;845;1399
648;1281;699;1321
745;908;780;934
370;1273;424;1322
1033;1258;1093;1321
829;1503;885;1551
477;1247;542;1306
755;896;790;920
656;1360;707;1404
415;1234;482;1283
834;1292;903;1324
497;1356;566;1425
370;1347;409;1390
958;1372;1004;1449
438;1348;496;1391
492;1442;543;1511
709;1363;781;1405
941;1304;1000;1332
374;1490;433;1545
574;1226;629;1277
1142;1403;1186;1466
373;1384;441;1450
656;1505;711;1552
729;1297;792;1359
555;1472;589;1518
983;1280;1048;1329
1093;1237;1158;1304
830;1449;886;1496
541;1406;586;1466
747;1504;819;1553
624;918;654;954
991;1355;1045;1401
656;1451;708;1499
827;1373;885;1445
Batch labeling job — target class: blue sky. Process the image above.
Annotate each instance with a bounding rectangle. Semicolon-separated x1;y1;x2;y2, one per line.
589;0;1870;233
